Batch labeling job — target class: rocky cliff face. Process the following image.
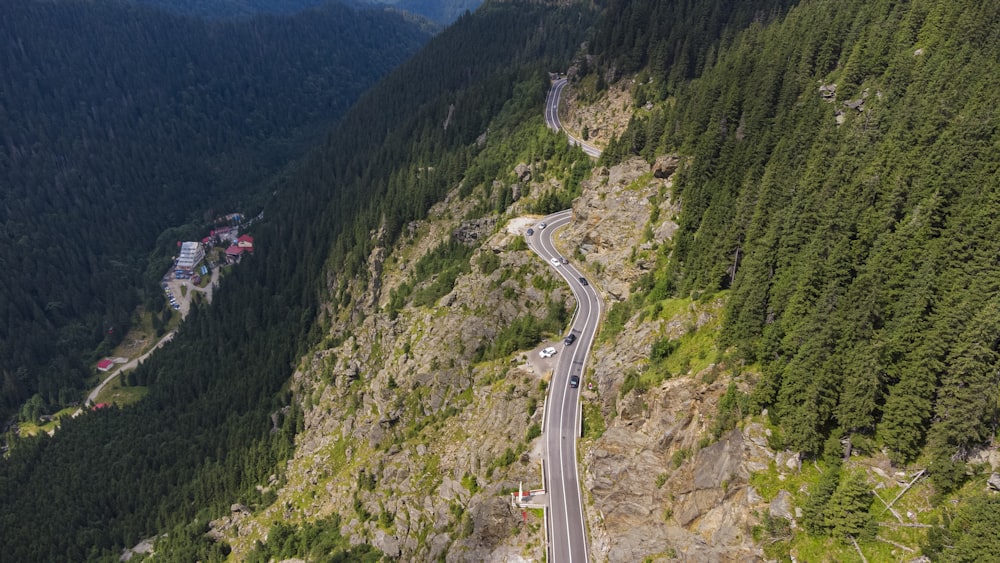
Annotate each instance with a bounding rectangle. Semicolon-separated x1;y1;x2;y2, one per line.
553;156;779;561
561;63;635;149
212;154;781;561
213;175;572;560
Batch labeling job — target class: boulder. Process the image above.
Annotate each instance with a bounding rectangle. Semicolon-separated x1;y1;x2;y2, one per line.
372;529;401;558
652;155;680;179
514;162;531;181
769;490;794;521
988;473;1000;492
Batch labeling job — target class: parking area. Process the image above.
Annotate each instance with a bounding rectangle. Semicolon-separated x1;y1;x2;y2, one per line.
161;265;219;318
525;342;564;381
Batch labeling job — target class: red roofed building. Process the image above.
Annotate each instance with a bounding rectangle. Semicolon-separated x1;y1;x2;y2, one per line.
237;234;254;250
226;245;245;263
97;359;114;372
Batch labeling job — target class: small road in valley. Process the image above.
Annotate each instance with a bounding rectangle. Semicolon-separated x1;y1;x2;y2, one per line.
84;330;176;407
545;77;602;158
527;209;603;563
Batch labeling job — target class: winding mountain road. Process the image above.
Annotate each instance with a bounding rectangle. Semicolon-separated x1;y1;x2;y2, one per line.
545;77;602;158
527;209;603;562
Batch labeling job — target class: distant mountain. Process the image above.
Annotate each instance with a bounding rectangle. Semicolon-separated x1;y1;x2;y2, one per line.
0;0;430;420
385;0;482;25
131;0;480;24
123;0;336;19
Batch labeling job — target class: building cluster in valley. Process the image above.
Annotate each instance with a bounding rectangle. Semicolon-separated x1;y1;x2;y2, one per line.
94;213;259;374
175;220;256;279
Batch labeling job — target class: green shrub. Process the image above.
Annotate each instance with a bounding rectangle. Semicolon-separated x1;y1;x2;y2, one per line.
650;337;679;362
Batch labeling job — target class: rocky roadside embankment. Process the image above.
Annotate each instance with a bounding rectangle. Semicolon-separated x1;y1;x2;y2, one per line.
557;155;786;561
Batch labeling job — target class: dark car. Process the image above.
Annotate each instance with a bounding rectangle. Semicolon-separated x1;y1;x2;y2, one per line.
569;375;580;388
579;277;588;286
564;333;577;345
526;228;534;236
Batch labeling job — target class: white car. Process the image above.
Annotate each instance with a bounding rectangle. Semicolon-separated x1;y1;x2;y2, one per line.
538;222;547;229
539;347;557;358
550;257;561;267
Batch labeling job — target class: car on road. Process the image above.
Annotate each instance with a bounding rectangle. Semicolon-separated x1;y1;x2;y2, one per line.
538;222;547;229
550;257;561;267
526;228;534;236
539;347;557;358
560;257;568;264
569;375;580;388
579;277;588;286
564;333;577;345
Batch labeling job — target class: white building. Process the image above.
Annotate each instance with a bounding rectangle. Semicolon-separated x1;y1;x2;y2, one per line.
176;241;205;275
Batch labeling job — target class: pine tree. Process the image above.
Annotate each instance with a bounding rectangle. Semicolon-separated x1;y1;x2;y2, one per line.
928;295;1000;457
801;463;840;534
824;469;875;541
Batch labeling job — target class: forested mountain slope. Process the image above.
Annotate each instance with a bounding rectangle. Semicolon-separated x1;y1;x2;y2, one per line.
0;1;592;560
586;0;1000;558
0;0;430;420
604;0;1000;470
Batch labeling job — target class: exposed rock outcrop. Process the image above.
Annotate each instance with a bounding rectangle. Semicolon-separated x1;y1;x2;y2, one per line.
769;490;794;521
213;177;568;561
564;157;773;561
988;473;1000;492
561;157;679;301
559;73;634;148
453;217;498;245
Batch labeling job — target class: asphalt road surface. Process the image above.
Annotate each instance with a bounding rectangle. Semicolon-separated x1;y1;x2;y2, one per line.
544;77;603;158
527;209;603;562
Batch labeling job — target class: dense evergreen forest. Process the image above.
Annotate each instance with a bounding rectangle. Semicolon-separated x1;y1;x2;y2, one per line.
0;0;430;421
589;0;797;88
596;0;1000;554
0;1;592;559
602;0;1000;469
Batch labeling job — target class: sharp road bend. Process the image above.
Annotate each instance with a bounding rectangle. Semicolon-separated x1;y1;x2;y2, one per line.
544;77;603;158
527;209;603;563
